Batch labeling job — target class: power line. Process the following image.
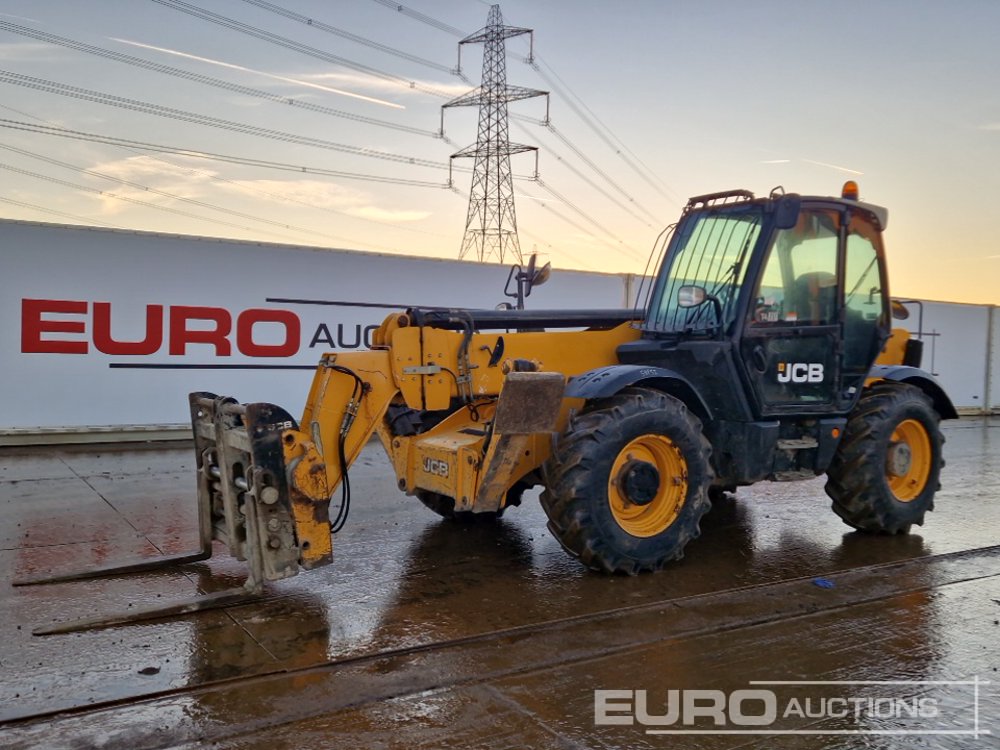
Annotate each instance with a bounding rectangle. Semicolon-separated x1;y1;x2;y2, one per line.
0;161;312;242
0;71;450;169
544;121;661;223
514;121;654;228
0;118;453;187
0;196;127;229
367;0;467;37
150;0;455;99
361;2;669;228
362;0;669;209
0;142;337;240
239;0;458;75
0;158;420;253
0;101;451;240
533;178;645;262
528;54;680;205
518;227;595;271
0;21;441;139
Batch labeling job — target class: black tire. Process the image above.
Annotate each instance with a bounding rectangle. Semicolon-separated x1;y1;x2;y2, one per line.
540;387;714;574
415;490;505;522
825;382;944;534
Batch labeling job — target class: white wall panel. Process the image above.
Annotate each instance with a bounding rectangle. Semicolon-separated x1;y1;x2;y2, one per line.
897;301;990;410
990;306;999;411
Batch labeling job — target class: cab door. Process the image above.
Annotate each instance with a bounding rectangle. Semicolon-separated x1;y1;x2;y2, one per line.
739;207;843;416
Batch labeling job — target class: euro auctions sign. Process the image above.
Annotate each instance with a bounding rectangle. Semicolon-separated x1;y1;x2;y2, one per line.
20;298;377;357
0;220;625;432
594;680;991;739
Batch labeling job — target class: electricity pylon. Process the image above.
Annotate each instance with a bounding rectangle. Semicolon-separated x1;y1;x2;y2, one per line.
441;4;548;264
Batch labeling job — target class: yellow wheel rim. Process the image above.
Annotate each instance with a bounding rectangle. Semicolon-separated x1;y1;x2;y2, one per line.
886;418;932;502
608;434;688;538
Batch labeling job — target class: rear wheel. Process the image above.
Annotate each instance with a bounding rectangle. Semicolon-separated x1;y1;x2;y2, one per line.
825;382;944;534
541;387;713;574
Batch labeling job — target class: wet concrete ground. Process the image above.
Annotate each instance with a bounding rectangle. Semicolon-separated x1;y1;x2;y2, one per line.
1;417;998;749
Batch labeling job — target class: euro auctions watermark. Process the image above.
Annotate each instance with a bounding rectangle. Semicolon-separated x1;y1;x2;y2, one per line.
595;678;992;738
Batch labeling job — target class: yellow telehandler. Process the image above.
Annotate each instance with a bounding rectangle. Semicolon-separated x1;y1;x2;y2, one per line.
19;183;956;634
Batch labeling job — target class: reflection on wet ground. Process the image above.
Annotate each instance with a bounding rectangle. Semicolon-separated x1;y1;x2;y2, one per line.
1;418;998;748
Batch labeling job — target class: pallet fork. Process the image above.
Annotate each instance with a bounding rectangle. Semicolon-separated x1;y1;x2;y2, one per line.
13;392;331;635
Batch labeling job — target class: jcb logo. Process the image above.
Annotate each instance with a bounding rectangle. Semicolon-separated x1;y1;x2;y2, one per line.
777;362;824;383
423;457;449;478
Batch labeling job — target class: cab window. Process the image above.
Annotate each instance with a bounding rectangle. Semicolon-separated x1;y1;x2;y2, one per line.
750;209;840;326
843;212;887;372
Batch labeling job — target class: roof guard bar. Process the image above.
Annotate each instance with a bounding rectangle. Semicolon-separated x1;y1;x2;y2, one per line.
685;189;756;211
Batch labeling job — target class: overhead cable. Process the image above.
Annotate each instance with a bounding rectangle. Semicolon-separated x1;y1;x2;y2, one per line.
150;0;455;99
239;0;458;75
0;21;440;138
0;195;126;229
367;0;467;37
529;55;680;205
0;142;335;239
533;178;644;262
0;71;449;169
0;118;455;187
513;120;653;227
0;161;314;241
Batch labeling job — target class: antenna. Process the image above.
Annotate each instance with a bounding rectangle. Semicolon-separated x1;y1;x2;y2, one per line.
441;4;548;263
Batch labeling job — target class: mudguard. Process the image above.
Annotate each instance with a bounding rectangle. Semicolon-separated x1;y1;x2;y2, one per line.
565;364;713;421
868;365;959;419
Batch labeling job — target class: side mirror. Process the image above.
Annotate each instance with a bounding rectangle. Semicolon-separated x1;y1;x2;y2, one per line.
891;300;910;320
531;260;551;288
678;285;707;308
774;194;801;230
504;252;551;310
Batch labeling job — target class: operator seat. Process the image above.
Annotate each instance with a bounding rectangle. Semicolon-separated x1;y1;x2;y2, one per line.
791;271;837;324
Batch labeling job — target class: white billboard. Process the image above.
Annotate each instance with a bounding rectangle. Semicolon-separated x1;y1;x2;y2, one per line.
0;220;627;434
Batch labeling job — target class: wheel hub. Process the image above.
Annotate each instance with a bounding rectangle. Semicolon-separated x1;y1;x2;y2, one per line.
886;441;913;478
617;459;661;506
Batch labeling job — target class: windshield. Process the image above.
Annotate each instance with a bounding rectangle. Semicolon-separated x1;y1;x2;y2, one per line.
645;206;762;334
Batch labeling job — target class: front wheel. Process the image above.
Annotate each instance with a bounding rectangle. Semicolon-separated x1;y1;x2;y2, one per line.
541;388;713;574
825;382;944;534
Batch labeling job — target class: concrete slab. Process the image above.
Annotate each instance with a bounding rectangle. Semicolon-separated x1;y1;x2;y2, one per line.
0;418;996;748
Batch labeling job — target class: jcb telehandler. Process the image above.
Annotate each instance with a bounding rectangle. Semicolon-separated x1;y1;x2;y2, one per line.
19;183;957;634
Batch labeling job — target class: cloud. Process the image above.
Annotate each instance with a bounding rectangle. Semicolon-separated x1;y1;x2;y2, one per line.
84;155;219;214
0;13;39;23
760;159;791;164
90;154;217;183
303;72;470;99
979;123;1000;131
0;41;55;61
345;206;430;222
222;178;370;209
801;158;864;176
111;38;404;109
221;178;428;222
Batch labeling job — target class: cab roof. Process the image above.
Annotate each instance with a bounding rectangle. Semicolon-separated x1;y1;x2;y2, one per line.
684;188;888;231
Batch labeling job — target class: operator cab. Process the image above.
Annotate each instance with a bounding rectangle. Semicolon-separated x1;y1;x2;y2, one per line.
630;183;891;419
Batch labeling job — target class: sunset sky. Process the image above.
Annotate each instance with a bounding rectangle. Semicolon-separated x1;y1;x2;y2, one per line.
1;0;997;304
